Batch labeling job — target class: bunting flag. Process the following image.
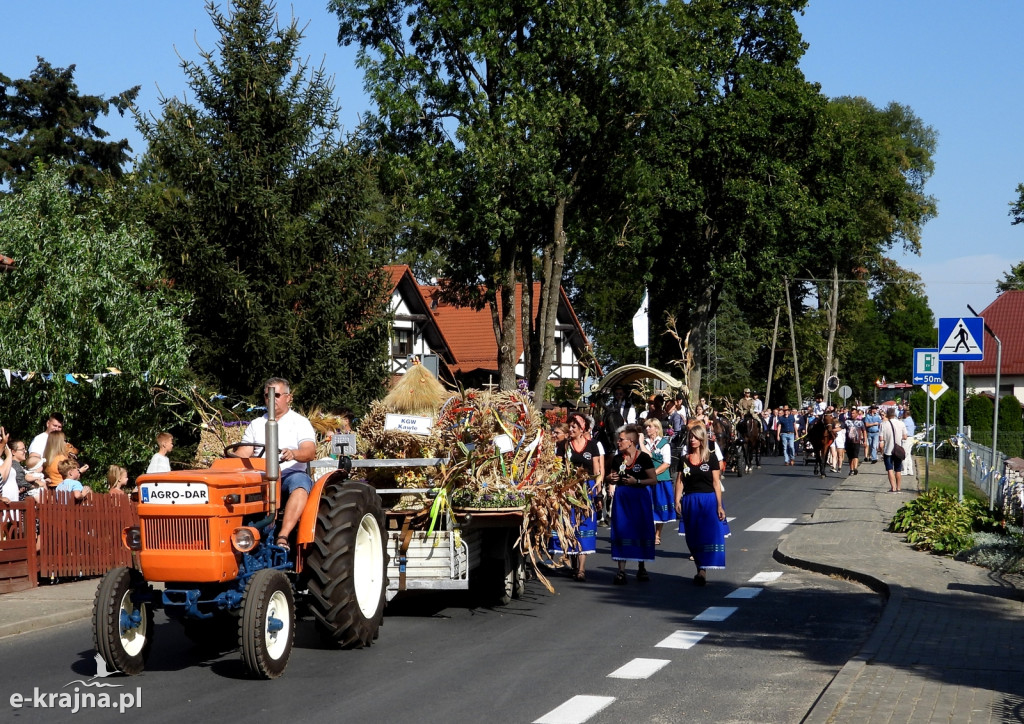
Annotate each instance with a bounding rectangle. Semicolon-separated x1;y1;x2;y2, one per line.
2;367;124;385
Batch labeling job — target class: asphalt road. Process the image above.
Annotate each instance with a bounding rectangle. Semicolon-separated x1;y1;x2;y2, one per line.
1;456;881;723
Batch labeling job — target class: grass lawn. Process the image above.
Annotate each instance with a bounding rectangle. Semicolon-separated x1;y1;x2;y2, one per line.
916;455;989;504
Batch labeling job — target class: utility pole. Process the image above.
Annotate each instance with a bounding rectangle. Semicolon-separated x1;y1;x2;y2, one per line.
784;279;802;406
765;306;780;409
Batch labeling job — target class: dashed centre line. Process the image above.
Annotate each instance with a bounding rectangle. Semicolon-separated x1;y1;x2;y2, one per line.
655;630;709;649
534;695;616;724
694;606;738;621
745;517;796;532
607;658;672;680
749;571;784;583
726;586;763;599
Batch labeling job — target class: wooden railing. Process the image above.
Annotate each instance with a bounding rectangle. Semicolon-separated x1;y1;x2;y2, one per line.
0;502;38;594
0;493;139;590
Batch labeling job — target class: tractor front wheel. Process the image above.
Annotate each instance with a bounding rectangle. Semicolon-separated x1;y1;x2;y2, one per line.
239;569;295;679
92;567;153;676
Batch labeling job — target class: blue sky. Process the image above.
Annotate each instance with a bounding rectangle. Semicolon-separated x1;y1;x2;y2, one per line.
4;1;1022;322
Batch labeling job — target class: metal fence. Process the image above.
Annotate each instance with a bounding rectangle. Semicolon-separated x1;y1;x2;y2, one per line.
962;440;1006;506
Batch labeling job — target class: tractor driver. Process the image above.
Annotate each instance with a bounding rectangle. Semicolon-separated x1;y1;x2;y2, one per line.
236;377;317;551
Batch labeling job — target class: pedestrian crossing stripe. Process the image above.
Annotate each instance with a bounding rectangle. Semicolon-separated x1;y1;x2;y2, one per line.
938;317;982;356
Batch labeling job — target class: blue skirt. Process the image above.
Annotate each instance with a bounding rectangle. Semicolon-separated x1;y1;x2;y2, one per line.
610;485;655;562
550;483;598;556
680;492;727;570
652;479;676;523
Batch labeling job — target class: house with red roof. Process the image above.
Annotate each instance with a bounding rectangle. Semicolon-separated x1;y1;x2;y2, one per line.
384;265;598;390
964;290;1024;405
385;265;456;381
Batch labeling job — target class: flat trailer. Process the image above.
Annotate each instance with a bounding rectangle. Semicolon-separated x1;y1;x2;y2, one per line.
312;458;527;606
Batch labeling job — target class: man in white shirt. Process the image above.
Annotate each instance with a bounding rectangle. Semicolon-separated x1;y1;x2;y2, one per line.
752;392;763;415
237;377;317;550
26;412;64;468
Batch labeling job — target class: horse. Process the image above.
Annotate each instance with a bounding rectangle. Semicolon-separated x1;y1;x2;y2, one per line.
710;413;742;477
736;412;763;474
807;414;836;479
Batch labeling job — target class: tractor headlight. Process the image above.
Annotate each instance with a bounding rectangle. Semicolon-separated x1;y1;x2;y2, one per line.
123;526;142;551
231;527;260;553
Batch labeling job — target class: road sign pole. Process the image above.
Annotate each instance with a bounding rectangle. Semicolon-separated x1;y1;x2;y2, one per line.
925;392;930;464
957;362;964;502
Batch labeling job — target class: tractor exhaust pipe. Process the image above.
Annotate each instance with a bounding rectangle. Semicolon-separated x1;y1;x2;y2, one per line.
265;384;280;518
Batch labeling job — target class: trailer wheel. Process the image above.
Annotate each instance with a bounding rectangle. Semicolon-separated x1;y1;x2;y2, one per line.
511;548;526;600
305;482;387;648
92;567;153;676
239;569;294;679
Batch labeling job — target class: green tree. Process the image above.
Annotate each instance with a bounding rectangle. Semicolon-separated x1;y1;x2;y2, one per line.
331;0;664;393
996;260;1024;293
997;395;1023;459
0;164;190;476
140;0;394;409
0;58;139;191
964;395;994;446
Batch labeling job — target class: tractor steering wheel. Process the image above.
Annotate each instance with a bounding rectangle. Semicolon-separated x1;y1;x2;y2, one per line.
224;442;266;459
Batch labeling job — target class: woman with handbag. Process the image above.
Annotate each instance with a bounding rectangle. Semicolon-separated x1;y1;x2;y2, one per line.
880;407;908;493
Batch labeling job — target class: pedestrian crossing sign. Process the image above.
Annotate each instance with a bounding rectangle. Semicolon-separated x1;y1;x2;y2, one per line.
937;317;984;361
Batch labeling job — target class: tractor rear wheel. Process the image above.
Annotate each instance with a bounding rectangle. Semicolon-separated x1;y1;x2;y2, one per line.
305;482;387;648
239;569;295;679
92;567;153;676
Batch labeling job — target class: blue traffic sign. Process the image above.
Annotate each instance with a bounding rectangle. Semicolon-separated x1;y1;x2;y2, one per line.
912;348;942;384
937;317;984;361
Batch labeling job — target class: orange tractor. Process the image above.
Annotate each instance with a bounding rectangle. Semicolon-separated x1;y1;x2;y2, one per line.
92;395;388;678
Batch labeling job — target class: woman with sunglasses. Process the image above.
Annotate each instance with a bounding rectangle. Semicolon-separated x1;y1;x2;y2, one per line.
675;421;727;586
607;425;657;584
551;413;604;582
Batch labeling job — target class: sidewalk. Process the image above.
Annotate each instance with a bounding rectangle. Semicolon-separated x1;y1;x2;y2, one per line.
0;577;98;639
777;458;1024;724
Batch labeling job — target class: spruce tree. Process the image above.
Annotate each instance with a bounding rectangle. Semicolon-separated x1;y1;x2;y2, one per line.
141;0;394;409
0;58;139;191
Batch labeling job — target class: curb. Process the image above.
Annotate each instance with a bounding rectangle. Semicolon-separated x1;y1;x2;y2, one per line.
0;607;93;641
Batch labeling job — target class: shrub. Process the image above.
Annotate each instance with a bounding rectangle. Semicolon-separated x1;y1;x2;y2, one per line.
888;489;994;553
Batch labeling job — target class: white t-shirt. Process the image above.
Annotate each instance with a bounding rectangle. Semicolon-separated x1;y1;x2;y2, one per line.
28;431;49;457
241;409;317;473
147;453;171;474
752;399;763;414
1;465;18;502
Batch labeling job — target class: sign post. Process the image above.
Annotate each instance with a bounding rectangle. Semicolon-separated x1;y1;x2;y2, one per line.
938;317;984;501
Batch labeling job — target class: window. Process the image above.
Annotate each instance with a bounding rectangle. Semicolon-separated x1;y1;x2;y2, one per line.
392;328;413;357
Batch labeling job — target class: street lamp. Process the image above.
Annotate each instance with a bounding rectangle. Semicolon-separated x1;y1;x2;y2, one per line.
967;304;1002;508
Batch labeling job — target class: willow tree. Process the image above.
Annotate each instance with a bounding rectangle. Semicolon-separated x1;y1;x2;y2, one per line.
0;165;190;471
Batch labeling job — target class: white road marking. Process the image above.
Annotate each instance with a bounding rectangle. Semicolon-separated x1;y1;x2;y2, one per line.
655;630;709;649
607;658;672;680
745;517;796;532
694;606;738;621
726;587;763;599
534;695;616;724
749;571;784;583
